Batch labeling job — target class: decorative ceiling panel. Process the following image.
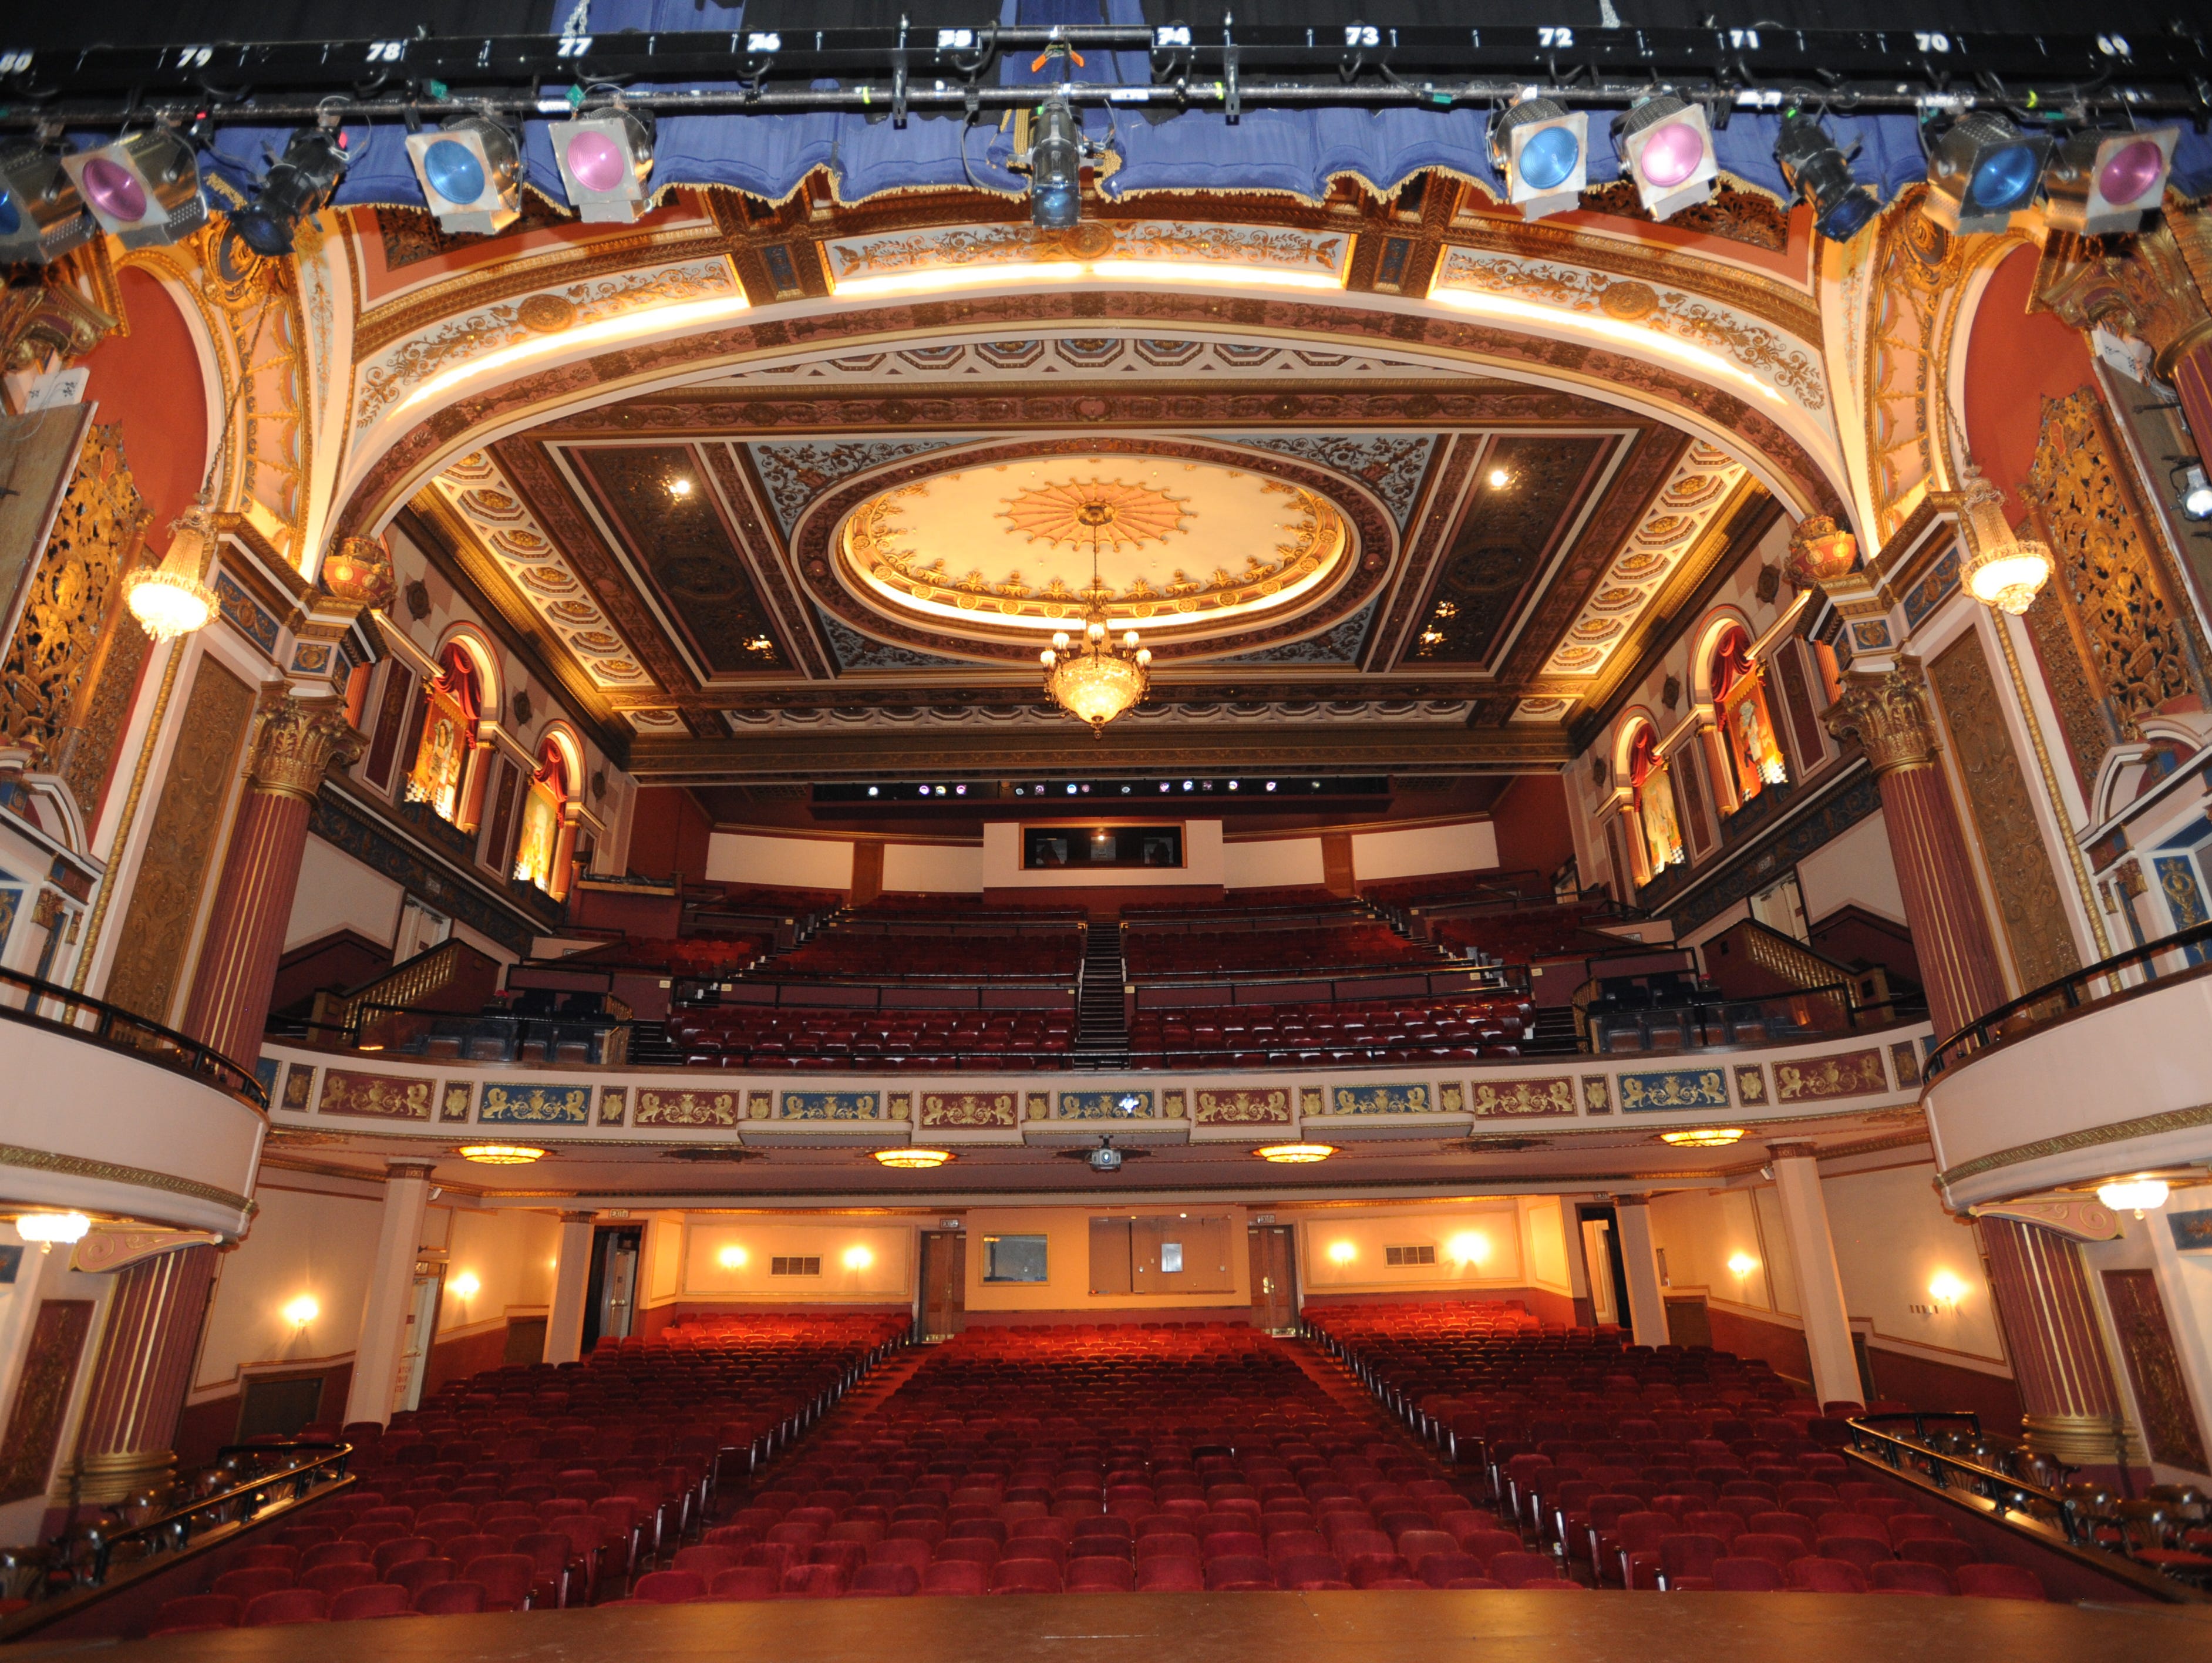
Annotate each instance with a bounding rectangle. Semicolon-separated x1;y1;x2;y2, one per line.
426;452;653;689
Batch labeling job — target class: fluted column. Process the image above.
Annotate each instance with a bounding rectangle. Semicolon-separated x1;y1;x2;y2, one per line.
1611;1197;1669;1349
1980;1217;2142;1470
180;696;366;1066
71;1244;220;1503
1768;1144;1863;1408
544;1211;597;1365
1824;668;2009;1039
342;1161;436;1425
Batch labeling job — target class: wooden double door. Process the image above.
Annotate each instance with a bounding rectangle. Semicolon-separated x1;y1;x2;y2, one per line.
1248;1225;1298;1332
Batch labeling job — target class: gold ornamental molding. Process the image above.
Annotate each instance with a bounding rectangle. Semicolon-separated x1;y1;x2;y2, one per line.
1823;667;1940;777
248;696;366;802
0;1143;255;1218
1936;1100;2212;1190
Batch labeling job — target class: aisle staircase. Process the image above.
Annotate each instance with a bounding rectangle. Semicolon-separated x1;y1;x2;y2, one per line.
1072;923;1130;1069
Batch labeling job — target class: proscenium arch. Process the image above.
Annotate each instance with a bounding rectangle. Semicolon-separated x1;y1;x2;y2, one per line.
330;282;1853;553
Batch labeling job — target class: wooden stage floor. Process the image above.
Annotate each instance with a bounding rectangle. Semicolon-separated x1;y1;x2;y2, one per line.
43;1590;2212;1663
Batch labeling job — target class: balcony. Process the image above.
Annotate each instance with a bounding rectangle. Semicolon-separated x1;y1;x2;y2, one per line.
0;969;265;1236
1924;923;2212;1210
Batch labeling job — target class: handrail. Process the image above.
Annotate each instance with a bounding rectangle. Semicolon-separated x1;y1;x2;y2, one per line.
0;964;267;1110
1844;1411;2206;1602
1925;917;2212;1079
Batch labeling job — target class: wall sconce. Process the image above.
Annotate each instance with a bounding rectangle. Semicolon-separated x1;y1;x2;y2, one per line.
843;1245;874;1271
2096;1178;2169;1217
448;1271;480;1300
283;1295;319;1327
13;1211;91;1253
718;1245;748;1269
1328;1241;1357;1265
1447;1232;1490;1267
1726;1253;1758;1278
1927;1271;1967;1312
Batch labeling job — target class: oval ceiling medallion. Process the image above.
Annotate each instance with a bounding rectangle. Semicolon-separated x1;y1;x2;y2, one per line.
833;455;1354;648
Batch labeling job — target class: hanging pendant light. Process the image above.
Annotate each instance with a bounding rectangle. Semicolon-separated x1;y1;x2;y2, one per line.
125;499;219;641
1041;570;1150;736
1958;464;2054;617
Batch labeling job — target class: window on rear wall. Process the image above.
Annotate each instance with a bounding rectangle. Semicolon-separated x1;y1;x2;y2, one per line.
1713;625;1787;805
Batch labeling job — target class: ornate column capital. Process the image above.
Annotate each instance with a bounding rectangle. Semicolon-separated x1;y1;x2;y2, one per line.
1823;668;1940;777
2031;218;2212;379
248;696;366;802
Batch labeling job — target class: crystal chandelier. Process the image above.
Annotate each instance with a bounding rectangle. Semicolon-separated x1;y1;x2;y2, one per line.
125;499;218;641
1041;575;1150;736
1958;464;2053;616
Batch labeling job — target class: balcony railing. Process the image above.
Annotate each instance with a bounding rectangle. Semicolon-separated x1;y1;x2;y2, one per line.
1925;919;2212;1079
0;965;266;1110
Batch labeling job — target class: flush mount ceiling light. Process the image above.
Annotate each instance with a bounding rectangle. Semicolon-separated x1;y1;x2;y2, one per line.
1659;1127;1746;1147
2096;1177;2169;1216
1254;1143;1336;1164
874;1147;952;1169
457;1144;546;1164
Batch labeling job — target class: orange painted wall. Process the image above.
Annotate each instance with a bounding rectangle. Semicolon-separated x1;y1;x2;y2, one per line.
76;267;208;538
1962;245;2100;524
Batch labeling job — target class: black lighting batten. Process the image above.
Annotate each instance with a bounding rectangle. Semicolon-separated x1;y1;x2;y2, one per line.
812;777;1392;814
1;26;2209;125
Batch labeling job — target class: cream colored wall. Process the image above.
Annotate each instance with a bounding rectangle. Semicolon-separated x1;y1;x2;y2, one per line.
285;835;404;952
1649;1187;1786;1314
1824;1162;2004;1368
1299;1203;1525;1293
195;1178;385;1395
1222;837;1326;891
642;1211;685;1310
881;841;985;893
681;1217;914;1304
0;1248;114;1546
1349;819;1499;881
964;1206;1250;1311
435;1206;558;1335
1796;810;1907;925
980;821;1227;890
1522;1197;1570;1293
705;831;856;890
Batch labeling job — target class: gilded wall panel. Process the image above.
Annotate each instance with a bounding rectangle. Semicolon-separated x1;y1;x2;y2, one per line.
2025;390;2210;746
1929;631;2082;994
101;657;255;1024
0;420;151;816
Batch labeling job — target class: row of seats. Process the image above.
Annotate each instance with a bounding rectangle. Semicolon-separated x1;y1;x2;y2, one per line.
1126;995;1531;1068
772;931;1082;981
565;936;765;977
1124;921;1439;979
665;1006;1076;1069
1430;909;1628;966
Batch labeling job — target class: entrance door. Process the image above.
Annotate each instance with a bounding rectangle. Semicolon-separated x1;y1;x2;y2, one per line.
395;1261;444;1413
1248;1226;1297;1332
582;1224;642;1351
1665;1295;1713;1349
919;1231;966;1339
1580;1215;1620;1325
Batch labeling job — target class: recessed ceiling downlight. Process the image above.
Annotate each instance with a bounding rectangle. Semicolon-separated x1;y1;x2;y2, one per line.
458;1144;546;1164
1255;1143;1336;1164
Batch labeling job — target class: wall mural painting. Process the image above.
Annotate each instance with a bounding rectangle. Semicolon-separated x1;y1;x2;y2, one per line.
1929;632;2083;994
0;1300;93;1502
1618;1069;1730;1112
2102;1268;2211;1472
318;1069;435;1120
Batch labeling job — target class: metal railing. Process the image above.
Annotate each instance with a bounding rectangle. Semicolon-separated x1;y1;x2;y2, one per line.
1926;918;2212;1079
1581;980;1923;1055
0;964;266;1110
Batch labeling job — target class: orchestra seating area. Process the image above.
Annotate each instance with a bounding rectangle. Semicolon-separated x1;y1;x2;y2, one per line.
1126;994;1529;1068
666;1005;1075;1069
144;1314;907;1635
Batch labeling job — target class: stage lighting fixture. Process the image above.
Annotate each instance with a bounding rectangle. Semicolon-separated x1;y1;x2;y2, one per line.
1923;112;2052;235
0;144;94;265
406;115;521;236
551;109;655;222
1773;117;1878;243
1613;96;1718;220
62;130;206;250
2041;126;2179;236
1023;92;1083;230
229;129;347;257
1490;97;1588;221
